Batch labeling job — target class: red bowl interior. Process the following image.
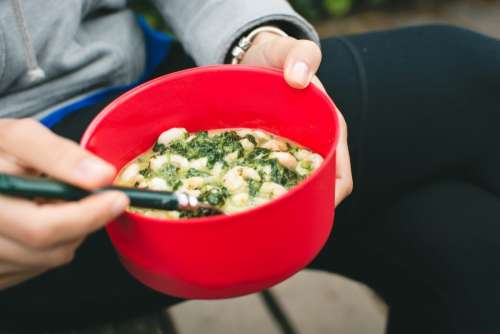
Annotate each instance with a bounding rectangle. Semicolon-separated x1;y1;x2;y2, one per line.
81;65;339;299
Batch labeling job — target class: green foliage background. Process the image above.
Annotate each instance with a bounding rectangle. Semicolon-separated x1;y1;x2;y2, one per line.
291;0;392;19
130;0;394;30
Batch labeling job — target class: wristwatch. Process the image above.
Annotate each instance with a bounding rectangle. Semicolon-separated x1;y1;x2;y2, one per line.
230;25;288;64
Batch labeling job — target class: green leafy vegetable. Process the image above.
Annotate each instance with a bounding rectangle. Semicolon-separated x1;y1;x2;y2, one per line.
244;134;257;145
168;141;188;156
286;142;299;154
245;147;271;161
179;208;221;218
198;187;230;206
139;168;152;178
186;168;210;177
157;163;177;177
156;163;182;190
166;130;243;167
153;142;166;154
263;159;302;187
248;179;262;196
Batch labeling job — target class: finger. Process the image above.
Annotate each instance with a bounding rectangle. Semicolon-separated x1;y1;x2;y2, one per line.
311;76;353;206
0;191;128;248
311;77;353;205
241;36;322;88
0;154;29;175
0;119;116;189
335;171;353;207
311;76;327;93
283;40;322;89
0;269;47;291
0;235;82;269
0;260;27;274
334;112;353;207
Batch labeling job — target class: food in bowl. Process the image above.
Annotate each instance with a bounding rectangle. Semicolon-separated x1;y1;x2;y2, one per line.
82;65;338;299
116;127;324;219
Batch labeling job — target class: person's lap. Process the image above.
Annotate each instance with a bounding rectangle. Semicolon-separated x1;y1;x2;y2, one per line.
311;25;500;333
1;25;499;333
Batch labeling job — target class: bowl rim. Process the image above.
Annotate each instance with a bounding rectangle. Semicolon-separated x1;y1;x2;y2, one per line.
81;64;339;226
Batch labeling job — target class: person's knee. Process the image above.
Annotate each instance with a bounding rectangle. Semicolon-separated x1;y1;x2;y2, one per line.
384;181;500;285
417;23;475;38
418;24;498;66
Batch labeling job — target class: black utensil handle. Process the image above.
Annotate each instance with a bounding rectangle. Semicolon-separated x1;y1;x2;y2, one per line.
0;173;180;211
100;186;180;211
0;173;89;200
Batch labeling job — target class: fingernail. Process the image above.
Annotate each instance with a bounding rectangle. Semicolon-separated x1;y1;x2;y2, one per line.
111;193;129;216
290;62;310;86
74;158;114;181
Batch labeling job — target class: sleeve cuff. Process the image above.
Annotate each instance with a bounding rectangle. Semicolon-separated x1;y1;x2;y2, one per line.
155;0;320;66
222;15;321;64
212;13;320;65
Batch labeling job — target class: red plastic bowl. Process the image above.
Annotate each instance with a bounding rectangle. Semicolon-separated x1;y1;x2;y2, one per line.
81;65;339;299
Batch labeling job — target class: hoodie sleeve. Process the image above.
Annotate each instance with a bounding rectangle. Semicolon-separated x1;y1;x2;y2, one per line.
150;0;320;65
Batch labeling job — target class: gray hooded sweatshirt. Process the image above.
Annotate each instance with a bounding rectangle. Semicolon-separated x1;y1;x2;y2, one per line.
0;0;319;120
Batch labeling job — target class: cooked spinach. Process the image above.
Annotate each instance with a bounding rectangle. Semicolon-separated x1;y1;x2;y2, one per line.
169;179;182;190
245;147;271;161
153;142;166;154
157;163;177;177
156;163;182;190
198;186;230;206
168;140;188;156
179;207;221;218
186;168;210;177
248;179;262;196
267;159;301;187
166;130;243;167
139;168;152;178
245;134;257;145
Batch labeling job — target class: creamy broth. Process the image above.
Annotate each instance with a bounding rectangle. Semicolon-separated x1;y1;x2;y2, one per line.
116;128;323;219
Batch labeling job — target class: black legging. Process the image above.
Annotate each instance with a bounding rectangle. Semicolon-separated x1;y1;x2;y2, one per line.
1;25;499;333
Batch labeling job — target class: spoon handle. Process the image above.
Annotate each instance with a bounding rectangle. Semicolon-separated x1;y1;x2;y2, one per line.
0;173;89;200
0;173;180;210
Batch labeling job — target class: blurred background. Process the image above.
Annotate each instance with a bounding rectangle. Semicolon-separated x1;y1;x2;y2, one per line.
106;1;500;333
132;0;500;40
